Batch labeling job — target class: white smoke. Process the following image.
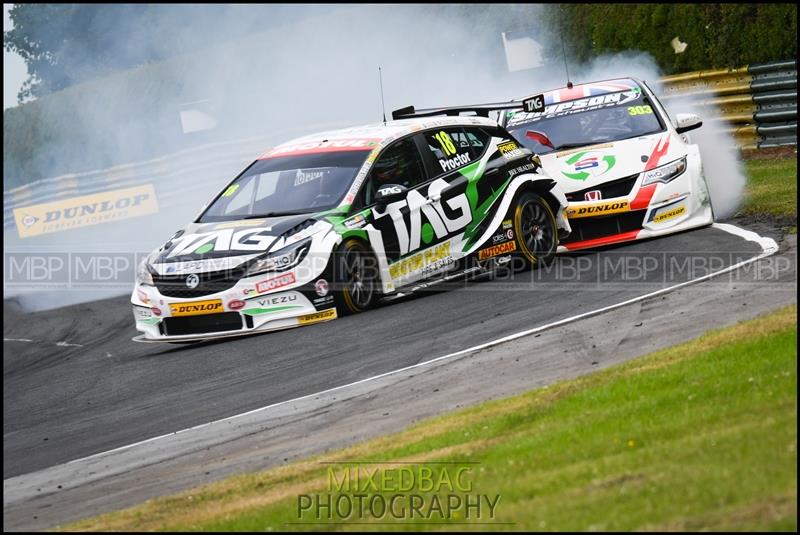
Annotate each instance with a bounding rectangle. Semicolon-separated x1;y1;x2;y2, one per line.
3;5;747;312
657;95;746;218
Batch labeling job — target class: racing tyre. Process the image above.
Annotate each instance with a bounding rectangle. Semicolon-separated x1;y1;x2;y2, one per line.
513;191;557;270
332;239;380;315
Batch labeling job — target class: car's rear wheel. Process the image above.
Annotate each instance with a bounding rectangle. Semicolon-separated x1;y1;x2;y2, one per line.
513;191;557;270
332;239;380;315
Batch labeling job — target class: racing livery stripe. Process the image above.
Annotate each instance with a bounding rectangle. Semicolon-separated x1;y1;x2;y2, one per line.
563;230;641;251
630;183;657;210
644;134;670;171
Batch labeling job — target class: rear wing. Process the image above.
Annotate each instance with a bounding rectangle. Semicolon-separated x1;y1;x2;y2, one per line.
391;94;544;121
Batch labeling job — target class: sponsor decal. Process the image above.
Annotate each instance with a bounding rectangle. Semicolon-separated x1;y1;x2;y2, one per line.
492;231;508;244
508;89;642;127
561;151;616;181
133;306;154;321
165;228;276;258
260;138;380;159
315;279;329;297
242;293;302;315
508;162;537;177
152;306;162;316
169;299;223;317
522;94;545;113
256;294;298;306
313;295;335;307
294;169;324;186
344;214;366;229
650;204;687;224
137;289;151;304
228;299;246;310
255;272;296;294
298;308;337;325
585;190;602;201
242;288;257;296
566;200;630;219
506;229;514;240
502;219;513;230
13;184;159;239
373;177;471;256
389;242;452;279
496;255;512;265
478;241;517;260
155;255;253;275
378;185;403;196
497;140;525;161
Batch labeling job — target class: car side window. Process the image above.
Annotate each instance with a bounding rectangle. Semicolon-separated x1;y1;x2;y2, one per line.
359;137;426;207
423;128;476;177
463;127;492;158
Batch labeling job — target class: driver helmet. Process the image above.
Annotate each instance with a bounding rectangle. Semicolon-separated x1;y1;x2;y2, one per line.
373;151;405;184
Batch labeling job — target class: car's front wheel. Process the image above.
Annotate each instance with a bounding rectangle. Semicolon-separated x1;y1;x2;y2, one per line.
513;191;558;270
332;239;380;315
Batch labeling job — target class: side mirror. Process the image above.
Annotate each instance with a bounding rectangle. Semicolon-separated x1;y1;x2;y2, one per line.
674;113;702;134
375;184;407;206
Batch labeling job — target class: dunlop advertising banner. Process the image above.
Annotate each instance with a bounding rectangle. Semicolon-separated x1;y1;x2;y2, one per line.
12;184;159;238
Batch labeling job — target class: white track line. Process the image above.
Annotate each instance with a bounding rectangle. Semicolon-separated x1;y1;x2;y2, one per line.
49;224;776;466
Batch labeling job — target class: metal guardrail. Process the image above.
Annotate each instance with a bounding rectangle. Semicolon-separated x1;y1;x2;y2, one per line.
2;136;269;232
4;63;794;234
659;59;797;150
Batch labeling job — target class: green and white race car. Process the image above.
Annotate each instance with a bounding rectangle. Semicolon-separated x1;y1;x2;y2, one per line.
131;116;571;342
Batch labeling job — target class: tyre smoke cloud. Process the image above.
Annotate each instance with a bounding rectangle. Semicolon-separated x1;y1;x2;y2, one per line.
4;5;745;312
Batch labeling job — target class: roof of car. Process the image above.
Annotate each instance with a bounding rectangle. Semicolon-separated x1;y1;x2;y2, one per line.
257;116;498;159
518;77;644;106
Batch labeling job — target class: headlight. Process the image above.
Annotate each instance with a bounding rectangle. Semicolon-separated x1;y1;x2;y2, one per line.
136;258;154;286
245;239;311;277
641;157;687;186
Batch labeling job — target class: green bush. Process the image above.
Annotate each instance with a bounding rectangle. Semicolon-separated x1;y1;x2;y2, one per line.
547;4;797;74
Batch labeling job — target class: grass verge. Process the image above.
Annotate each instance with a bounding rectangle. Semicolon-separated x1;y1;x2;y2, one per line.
65;305;797;531
741;156;797;232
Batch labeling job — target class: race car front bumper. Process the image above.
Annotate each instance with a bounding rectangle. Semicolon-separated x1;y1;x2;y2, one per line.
556;159;713;252
131;272;338;343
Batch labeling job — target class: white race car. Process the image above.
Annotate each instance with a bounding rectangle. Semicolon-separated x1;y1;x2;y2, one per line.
132;116;571;342
502;78;714;251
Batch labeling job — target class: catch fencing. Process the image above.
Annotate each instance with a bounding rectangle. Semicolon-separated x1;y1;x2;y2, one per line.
658;59;797;150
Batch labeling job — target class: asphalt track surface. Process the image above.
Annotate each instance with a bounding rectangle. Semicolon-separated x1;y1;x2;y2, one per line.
3;221;797;529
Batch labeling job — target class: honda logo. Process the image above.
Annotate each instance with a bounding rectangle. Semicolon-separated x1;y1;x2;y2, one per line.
585;190;602;202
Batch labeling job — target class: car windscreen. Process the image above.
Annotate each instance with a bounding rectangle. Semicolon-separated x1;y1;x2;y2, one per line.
505;89;665;155
198;151;369;222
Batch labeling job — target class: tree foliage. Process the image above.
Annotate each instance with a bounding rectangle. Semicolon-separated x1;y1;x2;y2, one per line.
547;3;797;74
3;4;313;102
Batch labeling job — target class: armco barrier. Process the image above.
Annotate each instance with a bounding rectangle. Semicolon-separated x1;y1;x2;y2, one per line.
4;63;795;234
3;120;354;234
3;136;269;232
658;59;797;150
